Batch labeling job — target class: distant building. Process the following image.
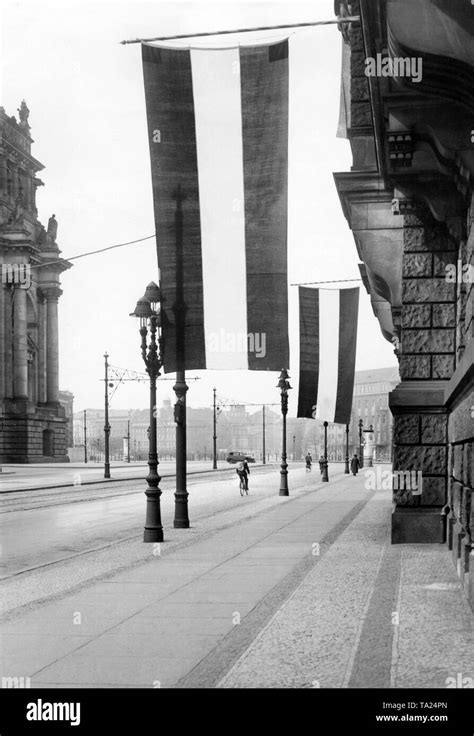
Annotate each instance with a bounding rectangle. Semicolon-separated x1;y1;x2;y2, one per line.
303;367;400;462
0;102;72;462
349;367;400;461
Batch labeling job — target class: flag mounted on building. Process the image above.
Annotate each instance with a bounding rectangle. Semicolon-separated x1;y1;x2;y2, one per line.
142;40;289;373
297;287;359;423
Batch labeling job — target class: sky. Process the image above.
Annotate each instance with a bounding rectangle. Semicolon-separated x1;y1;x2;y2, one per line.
2;0;398;415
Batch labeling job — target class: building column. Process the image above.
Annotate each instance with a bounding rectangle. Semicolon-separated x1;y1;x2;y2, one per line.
390;206;457;543
0;158;7;195
12;286;28;399
0;286;5;400
44;288;61;404
37;292;46;402
11;165;19;199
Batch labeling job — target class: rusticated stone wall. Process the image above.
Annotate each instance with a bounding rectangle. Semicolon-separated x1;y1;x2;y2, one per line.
0;402;68;463
400;210;457;381
391;208;458;525
446;196;474;602
393;413;448;507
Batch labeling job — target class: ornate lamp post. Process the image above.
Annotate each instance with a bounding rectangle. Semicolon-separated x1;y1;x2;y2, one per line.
130;282;163;543
277;369;291;496
344;423;350;474
322;421;329;481
358;418;364;469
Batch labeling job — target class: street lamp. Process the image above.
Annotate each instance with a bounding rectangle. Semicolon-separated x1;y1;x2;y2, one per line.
358;418;364;469
277;369;291;496
292;434;296;462
130;283;163;543
344;423;350;474
322;421;329;481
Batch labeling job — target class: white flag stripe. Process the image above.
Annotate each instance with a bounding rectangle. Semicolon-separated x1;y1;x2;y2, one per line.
191;48;248;370
316;289;340;421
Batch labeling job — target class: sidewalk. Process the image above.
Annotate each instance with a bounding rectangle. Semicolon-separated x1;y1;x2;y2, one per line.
1;467;473;689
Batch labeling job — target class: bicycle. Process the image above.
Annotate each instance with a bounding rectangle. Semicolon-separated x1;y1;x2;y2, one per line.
238;473;248;496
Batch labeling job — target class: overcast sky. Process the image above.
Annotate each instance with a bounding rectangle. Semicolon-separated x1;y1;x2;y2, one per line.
2;0;398;414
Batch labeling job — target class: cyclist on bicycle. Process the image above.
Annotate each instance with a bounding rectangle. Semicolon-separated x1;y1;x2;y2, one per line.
236;459;250;491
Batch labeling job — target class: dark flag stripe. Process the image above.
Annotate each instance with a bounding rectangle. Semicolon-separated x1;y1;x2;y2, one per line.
334;288;359;424
297;286;320;418
142;44;206;373
240;40;289;370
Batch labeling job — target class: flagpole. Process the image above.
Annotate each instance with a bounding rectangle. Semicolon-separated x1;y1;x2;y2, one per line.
120;17;360;45
291;278;362;286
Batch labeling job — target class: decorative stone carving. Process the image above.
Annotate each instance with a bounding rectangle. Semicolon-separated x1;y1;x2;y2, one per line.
47;214;58;240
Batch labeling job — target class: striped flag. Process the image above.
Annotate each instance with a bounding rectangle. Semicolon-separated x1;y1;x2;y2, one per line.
142;40;289;373
297;287;359;423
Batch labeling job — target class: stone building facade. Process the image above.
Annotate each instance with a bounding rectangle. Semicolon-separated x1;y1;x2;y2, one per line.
0;102;71;462
334;2;474;603
350;366;400;461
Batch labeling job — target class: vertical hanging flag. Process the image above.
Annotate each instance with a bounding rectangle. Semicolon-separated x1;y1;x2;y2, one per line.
142;40;289;373
297;287;359;423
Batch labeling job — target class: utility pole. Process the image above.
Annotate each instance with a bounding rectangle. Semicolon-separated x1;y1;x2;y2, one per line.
172;184;190;530
213;387;217;469
262;404;266;464
83;409;88;464
127;419;131;463
104;353;111;478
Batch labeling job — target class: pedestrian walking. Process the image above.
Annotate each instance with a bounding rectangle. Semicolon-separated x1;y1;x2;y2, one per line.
319;454;325;473
305;452;312;471
350;452;360;476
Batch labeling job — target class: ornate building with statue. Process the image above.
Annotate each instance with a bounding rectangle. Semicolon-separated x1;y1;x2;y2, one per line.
0;101;71;462
334;1;474;601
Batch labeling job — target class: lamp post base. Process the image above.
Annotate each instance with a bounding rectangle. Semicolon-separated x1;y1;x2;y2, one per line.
174;490;190;528
144;527;164;543
344;458;349;474
279;461;289;496
322;461;329;482
143;486;163;542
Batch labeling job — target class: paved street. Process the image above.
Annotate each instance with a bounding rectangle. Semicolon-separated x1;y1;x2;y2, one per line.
1;464;472;689
0;463;278;577
0;460;230;492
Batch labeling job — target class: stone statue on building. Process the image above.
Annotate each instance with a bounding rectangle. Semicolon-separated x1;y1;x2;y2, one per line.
17;100;30;129
47;214;58;240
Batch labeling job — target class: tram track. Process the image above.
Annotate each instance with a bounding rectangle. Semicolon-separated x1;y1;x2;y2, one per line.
0;464;276;513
